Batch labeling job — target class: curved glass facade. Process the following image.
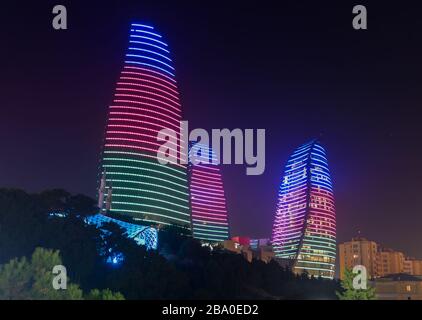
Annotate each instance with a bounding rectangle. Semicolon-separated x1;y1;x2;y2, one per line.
272;140;336;279
86;214;158;250
188;143;230;242
99;23;190;227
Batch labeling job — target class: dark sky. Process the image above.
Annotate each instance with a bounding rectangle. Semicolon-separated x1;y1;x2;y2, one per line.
1;1;422;258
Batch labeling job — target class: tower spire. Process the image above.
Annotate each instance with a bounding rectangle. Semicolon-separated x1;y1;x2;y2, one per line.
98;171;106;211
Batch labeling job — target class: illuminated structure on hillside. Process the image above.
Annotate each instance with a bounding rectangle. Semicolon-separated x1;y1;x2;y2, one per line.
188;143;229;242
98;23;190;227
86;214;158;250
271;140;336;279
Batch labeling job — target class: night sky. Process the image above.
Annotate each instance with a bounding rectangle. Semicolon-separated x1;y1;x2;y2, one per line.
2;1;422;258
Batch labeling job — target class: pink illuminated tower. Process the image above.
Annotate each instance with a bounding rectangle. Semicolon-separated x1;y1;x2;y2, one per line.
188;143;230;242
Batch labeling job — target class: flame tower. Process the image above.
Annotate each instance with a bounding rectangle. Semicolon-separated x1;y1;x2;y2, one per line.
98;23;190;227
272;140;336;279
188;143;230;242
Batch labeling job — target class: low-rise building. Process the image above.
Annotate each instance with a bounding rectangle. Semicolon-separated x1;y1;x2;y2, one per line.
373;274;422;300
338;237;378;279
222;237;275;263
222;239;253;262
339;237;422;279
404;258;422;276
376;248;405;277
250;238;271;250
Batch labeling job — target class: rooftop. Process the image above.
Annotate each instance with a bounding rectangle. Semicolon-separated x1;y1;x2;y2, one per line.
376;273;422;282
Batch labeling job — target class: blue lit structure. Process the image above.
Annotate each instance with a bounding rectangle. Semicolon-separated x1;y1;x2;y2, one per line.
271;140;336;279
86;214;158;250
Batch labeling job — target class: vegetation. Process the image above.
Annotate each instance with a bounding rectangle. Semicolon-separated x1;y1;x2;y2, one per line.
336;268;376;300
0;188;340;299
0;247;123;300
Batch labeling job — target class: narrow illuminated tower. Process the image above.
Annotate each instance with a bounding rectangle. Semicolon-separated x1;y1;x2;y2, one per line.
188;143;229;242
272;140;336;279
99;23;190;228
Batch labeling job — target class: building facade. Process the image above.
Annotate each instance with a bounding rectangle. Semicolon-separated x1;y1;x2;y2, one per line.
188;143;230;242
373;274;422;300
86;214;158;250
404;259;422;276
223;237;275;264
250;238;271;250
271;140;336;279
377;248;405;277
338;237;378;279
98;23;190;227
339;237;422;279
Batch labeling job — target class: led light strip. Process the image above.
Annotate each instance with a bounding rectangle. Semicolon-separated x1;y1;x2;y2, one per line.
123;66;177;87
103;156;187;176
114;93;181;112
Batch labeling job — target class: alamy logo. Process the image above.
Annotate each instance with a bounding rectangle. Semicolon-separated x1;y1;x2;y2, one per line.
52;5;67;30
352;5;367;30
157;121;266;176
52;265;67;290
352;265;367;289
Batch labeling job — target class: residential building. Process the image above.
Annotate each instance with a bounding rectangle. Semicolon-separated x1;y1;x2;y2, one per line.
373;274;422;300
338;237;378;279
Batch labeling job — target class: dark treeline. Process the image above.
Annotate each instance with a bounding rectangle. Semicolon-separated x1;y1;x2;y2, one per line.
0;188;340;299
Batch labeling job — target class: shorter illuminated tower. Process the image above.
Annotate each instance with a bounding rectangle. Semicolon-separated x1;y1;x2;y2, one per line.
188;143;229;242
272;140;336;279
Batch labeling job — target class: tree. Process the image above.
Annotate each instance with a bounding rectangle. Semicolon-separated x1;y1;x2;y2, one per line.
0;247;123;300
0;254;32;299
65;194;99;217
0;188;343;300
0;188;45;263
39;214;105;289
85;289;125;300
99;221;142;265
158;224;191;258
37;189;70;212
336;268;376;300
0;248;83;299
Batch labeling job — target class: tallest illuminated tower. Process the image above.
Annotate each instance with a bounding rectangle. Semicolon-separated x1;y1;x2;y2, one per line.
98;23;190;227
272;140;336;279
